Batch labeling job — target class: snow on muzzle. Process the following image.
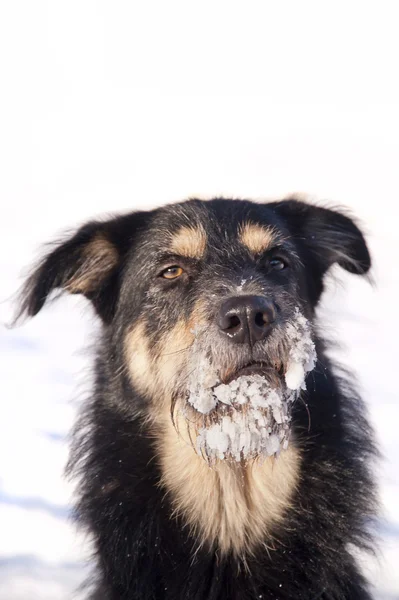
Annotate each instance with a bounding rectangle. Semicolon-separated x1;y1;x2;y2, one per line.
182;308;316;462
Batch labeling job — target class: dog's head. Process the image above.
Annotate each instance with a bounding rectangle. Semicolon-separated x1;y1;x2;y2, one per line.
18;198;370;462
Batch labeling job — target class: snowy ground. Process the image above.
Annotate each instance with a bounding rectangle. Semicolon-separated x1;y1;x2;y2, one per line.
1;3;398;599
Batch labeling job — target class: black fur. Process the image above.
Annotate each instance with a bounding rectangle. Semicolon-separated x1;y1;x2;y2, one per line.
18;198;377;599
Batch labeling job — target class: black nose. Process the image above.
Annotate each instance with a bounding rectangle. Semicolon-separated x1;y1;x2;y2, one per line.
217;295;276;345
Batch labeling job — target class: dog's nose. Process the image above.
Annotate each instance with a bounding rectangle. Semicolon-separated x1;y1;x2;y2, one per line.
217;295;276;344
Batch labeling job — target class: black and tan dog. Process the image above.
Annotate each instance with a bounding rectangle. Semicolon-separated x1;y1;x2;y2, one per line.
18;198;377;599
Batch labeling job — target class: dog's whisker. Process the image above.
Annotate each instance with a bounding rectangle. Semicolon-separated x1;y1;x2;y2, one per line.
160;344;194;357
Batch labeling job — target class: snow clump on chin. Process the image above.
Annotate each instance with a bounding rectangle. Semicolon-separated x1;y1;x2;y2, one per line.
187;307;316;463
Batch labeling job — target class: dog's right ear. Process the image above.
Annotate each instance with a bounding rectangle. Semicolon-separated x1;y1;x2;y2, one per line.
15;211;149;324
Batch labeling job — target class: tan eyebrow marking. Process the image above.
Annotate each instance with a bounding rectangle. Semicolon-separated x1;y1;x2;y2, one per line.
169;225;207;259
239;222;276;255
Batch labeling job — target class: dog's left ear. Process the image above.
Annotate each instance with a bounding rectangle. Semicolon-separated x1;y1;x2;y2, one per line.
269;198;371;276
15;211;149;324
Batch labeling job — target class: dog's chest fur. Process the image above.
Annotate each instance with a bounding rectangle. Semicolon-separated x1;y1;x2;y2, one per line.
158;413;300;556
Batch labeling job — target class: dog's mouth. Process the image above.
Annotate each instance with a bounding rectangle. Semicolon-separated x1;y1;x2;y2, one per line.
222;361;284;387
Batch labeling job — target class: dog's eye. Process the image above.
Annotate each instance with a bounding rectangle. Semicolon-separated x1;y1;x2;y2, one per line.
160;266;184;279
269;258;287;271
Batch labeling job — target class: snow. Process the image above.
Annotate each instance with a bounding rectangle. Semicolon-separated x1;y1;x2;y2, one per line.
197;409;285;462
285;362;306;391
1;2;399;598
196;374;291;461
285;308;316;390
184;355;219;414
187;388;217;414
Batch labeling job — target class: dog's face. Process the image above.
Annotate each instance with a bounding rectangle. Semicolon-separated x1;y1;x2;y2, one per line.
121;200;320;461
19;198;370;462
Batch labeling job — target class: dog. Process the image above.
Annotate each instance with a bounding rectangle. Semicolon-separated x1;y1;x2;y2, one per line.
18;197;377;599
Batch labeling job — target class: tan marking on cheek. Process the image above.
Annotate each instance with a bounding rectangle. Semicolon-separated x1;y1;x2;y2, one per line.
239;222;275;255
156;320;195;399
126;316;200;409
158;409;300;556
152;300;209;406
124;322;156;397
169;225;207;259
66;235;119;294
187;299;209;333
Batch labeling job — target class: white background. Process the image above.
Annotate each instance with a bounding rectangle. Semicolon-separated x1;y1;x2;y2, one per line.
0;2;398;598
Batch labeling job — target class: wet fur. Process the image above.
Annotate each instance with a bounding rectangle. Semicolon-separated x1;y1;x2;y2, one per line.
17;198;377;599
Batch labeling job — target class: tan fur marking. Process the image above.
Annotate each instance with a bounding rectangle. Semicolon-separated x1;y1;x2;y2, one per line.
125;319;196;404
156;322;195;399
159;411;300;555
239;222;275;255
169;225;207;259
66;236;119;294
154;301;210;406
124;321;155;397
